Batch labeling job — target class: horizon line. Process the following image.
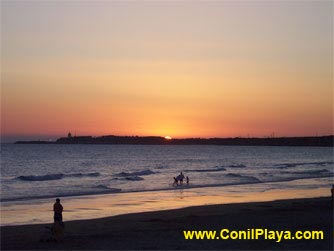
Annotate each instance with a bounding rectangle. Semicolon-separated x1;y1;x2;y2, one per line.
12;134;334;141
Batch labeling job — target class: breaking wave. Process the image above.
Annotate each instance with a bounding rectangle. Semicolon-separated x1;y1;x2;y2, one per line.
16;172;101;182
228;164;246;168
184;166;226;173
113;176;145;181
17;174;64;181
184;164;246;173
282;169;331;176
125;176;144;181
225;173;260;182
67;172;100;178
114;169;156;177
92;185;122;192
112;169;156;182
274;161;333;169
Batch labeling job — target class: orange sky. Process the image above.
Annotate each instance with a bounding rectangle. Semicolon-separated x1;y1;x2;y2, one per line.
1;1;333;141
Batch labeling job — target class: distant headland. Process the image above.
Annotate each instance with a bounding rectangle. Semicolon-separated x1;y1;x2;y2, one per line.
15;134;333;147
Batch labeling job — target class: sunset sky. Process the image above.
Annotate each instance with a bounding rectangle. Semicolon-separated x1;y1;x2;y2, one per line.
1;1;333;142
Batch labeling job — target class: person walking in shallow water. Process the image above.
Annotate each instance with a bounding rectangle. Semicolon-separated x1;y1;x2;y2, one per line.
179;172;185;185
173;177;178;186
53;198;63;223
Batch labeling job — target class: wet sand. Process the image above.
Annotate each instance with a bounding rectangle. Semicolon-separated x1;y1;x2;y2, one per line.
1;197;333;250
1;181;329;226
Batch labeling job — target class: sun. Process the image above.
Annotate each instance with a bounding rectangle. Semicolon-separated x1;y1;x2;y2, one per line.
164;136;172;140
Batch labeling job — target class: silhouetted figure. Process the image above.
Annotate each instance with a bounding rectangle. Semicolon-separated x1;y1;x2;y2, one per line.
186;176;189;185
173;177;178;186
53;198;63;223
179;172;185;185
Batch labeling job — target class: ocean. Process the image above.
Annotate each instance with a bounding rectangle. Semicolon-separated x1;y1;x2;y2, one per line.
1;144;333;202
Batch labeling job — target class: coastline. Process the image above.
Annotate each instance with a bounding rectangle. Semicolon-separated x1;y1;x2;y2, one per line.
1;178;331;226
1;196;333;250
15;135;334;147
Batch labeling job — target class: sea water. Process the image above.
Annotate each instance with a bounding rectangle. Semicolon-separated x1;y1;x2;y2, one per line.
1;144;333;202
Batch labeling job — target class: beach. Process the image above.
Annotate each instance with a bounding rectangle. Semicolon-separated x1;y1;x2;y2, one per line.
1;144;333;250
2;0;333;250
1;197;333;250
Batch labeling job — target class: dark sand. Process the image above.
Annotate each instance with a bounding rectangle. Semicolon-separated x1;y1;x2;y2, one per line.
1;197;333;250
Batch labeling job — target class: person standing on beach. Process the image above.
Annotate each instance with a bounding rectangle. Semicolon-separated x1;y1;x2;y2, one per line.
53;198;63;223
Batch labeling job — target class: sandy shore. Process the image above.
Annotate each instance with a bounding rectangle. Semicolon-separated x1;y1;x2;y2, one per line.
2;181;330;226
1;197;333;250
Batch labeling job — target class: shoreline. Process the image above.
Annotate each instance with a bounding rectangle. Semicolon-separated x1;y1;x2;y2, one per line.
1;196;333;250
1;178;331;226
2;175;333;204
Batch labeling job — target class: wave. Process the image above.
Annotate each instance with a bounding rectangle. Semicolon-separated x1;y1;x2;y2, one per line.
93;185;110;189
225;173;260;182
16;172;101;182
112;169;156;182
113;176;145;181
269;174;333;183
3;175;331;203
274;161;333;169
114;169;155;177
17;174;64;181
184;166;226;173
281;169;331;175
125;176;144;181
295;169;330;175
67;172;100;178
184;164;246;173
228;164;246;168
92;185;122;192
225;173;244;178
